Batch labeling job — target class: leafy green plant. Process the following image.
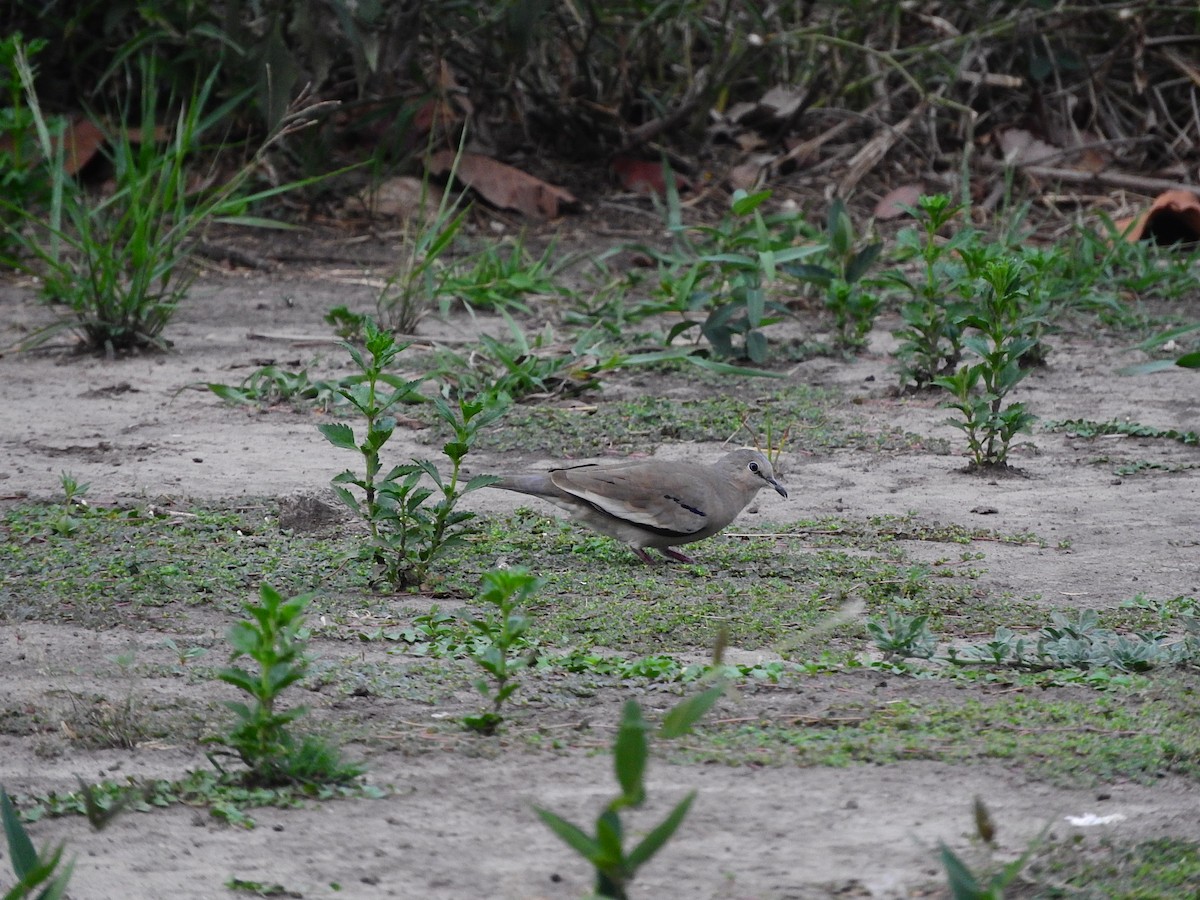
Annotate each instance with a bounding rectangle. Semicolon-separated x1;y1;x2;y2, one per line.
463;568;541;734
1046;418;1198;447
46;471;90;537
2;787;73;900
933;257;1040;470
209;584;361;787
319;319;507;587
535;686;725;900
866;611;937;662
431;314;601;401
207;364;348;411
884;194;979;389
3;41;319;353
939;798;1043;900
438;234;564;316
645;185;823;362
945;608;1200;673
324;305;368;342
18;769;381;832
784;198;883;350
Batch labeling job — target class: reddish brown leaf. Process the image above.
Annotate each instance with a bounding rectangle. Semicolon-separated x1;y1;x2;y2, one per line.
427;150;577;219
611;156;692;196
874;184;925;220
1115;190;1200;244
60;117;105;175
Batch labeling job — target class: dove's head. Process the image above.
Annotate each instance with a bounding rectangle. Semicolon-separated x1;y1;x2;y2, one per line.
721;448;788;499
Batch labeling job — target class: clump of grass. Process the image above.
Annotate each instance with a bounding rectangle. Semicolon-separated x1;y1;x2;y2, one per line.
3;39;322;354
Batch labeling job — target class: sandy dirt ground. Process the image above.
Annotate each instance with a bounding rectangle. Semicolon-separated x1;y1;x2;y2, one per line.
1;248;1198;899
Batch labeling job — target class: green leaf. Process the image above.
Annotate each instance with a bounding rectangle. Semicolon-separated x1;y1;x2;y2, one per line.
939;842;983;899
225;622;262;656
781;261;835;284
318;423;358;452
463;474;502;492
612;701;648;805
846;242;883;283
534;807;603;862
659;685;725;738
625;791;696;872
206;383;253;404
731;188;771;217
594;808;625;871
745;330;768;364
771;244;826;265
211;215;301;230
2;788;38;879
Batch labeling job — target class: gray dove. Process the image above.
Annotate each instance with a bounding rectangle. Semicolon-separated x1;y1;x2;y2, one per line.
489;448;787;563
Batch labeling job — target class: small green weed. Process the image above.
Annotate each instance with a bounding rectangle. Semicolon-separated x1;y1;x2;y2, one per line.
14;769;381;831
644;185;823;362
376;153;468;333
46;472;90;537
225;878;293;896
1046;418;1198;447
535;686;724;900
883;194;975;389
939;798;1042;900
320;319;507;588
786;198;884;350
933;256;1040;469
871;607;1200;673
431;314;602;401
1;787;73;900
324;305;368;342
207;364;349;411
463;568;541;734
208;584;361;787
438;234;563;316
867;610;937;662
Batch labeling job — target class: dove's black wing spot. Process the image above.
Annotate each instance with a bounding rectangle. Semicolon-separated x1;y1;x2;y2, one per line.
665;494;706;518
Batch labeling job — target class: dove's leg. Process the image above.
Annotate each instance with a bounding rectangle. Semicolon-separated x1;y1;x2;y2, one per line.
661;547;697;564
632;547;656;564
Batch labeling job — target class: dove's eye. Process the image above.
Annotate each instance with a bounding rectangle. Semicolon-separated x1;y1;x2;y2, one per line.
749;462;760;473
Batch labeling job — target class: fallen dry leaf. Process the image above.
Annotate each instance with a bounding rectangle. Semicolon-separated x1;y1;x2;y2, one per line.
1114;189;1200;244
728;154;775;192
995;127;1059;166
874;184;925;220
611;156;692;195
427;150;577;219
61;117;105;174
359;176;444;221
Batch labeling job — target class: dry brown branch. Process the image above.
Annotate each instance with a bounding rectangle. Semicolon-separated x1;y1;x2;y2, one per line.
978;157;1200;197
838;100;931;196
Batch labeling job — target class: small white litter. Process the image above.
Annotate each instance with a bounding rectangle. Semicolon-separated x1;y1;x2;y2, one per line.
1065;813;1127;826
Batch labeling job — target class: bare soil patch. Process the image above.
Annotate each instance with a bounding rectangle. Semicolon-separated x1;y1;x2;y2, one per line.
1;235;1199;899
